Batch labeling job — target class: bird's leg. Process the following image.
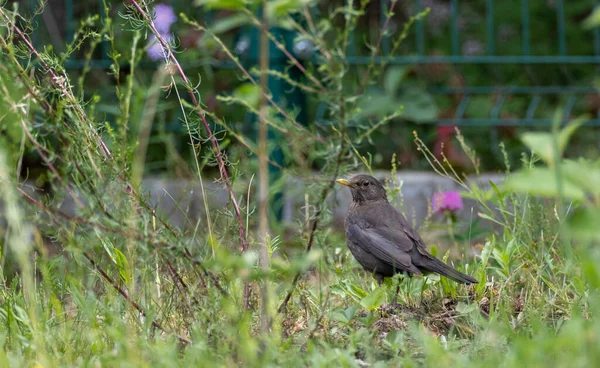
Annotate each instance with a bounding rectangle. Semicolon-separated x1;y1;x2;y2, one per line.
392;283;400;306
376;274;384;286
376;274;384;318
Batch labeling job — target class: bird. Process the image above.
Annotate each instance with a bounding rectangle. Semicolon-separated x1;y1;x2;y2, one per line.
336;174;477;300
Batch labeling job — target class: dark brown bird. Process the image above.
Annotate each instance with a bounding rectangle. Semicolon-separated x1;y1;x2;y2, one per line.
337;174;477;288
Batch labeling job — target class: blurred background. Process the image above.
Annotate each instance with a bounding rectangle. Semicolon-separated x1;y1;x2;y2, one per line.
16;0;600;180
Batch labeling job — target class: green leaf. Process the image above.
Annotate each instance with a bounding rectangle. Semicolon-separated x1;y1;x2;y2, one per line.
478;212;504;226
461;188;496;202
232;83;261;109
520;132;554;164
101;239;117;264
559;115;589;148
520;115;589;165
560;159;600;195
502;168;586;200
0;348;9;368
195;0;247;10
332;305;359;324
396;87;437;123
425;273;440;283
208;13;251;35
384;66;408;95
356;90;396;118
0;68;27;143
567;207;600;241
489;179;505;200
467;95;493;118
583;6;600;29
582;257;600;288
331;310;350;324
344;305;358;321
429;244;438;257
480;239;494;267
356;86;436;122
359;286;386;310
350;284;368;299
266;0;313;21
328;284;348;297
114;248;132;284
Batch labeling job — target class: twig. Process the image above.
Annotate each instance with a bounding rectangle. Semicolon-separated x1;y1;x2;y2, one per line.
83;253;192;345
15;186;192;344
278;137;347;313
356;0;397;96
244;9;328;94
127;1;249;260
0;7;113;160
166;261;199;306
18;184;226;301
17;187;152;242
182;17;323;141
18;186;195;343
277;3;356;314
258;0;271;329
16;119;85;209
2;2;220;325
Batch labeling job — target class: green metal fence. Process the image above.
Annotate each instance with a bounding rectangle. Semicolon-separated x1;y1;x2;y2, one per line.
26;0;600;127
20;0;600;220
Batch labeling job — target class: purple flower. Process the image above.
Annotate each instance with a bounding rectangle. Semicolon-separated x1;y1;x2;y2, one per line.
152;4;177;34
432;191;463;214
147;4;177;61
147;33;173;61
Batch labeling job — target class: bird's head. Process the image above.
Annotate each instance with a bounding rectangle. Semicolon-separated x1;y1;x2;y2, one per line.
336;174;388;204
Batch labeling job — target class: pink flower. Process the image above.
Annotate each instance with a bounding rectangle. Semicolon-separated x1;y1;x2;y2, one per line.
147;33;173;61
432;191;463;214
152;4;177;34
147;4;177;61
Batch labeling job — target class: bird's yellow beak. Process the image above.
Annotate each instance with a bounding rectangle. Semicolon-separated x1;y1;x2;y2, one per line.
336;178;353;187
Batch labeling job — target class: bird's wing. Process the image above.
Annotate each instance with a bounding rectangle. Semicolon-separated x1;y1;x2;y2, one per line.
347;222;422;275
380;204;433;257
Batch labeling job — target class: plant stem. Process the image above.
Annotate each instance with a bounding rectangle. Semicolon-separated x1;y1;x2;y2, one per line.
258;0;271;326
0;7;113;160
278;131;347;314
128;0;249;256
84;253;192;345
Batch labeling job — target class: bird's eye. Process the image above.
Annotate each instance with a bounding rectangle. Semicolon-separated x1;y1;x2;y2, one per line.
362;181;369;187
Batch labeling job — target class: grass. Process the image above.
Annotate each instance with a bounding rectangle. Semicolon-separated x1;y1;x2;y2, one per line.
1;1;599;367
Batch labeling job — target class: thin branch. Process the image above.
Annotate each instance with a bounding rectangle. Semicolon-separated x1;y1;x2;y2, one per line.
127;0;249;255
166;260;198;306
356;0;397;95
278;137;347;313
277;2;355;314
17;187;162;246
83;253;192;345
16;118;85;209
258;0;271;329
244;9;328;94
0;7;113;160
182;17;323;141
15;188;191;344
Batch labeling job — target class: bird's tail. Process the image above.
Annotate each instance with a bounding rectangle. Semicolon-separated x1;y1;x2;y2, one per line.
419;255;478;284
